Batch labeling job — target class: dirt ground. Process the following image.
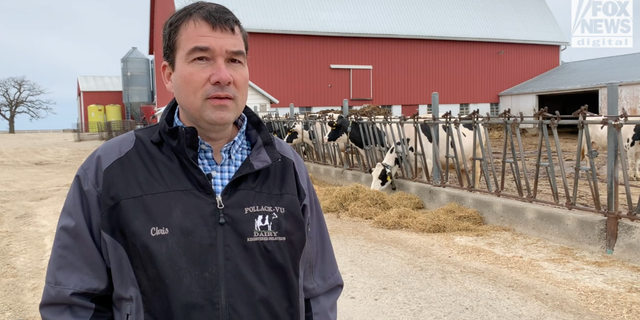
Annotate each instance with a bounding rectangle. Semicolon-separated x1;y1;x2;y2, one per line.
1;133;640;319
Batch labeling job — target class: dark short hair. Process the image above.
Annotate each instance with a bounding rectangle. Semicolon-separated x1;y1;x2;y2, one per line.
162;1;249;69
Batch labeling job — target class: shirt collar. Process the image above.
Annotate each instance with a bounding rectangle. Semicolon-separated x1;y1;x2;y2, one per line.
173;105;248;156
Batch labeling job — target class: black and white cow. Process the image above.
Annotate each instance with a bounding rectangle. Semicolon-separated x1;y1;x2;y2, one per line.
370;116;482;190
285;119;334;145
370;139;415;191
581;118;640;180
325;116;387;169
285;122;317;145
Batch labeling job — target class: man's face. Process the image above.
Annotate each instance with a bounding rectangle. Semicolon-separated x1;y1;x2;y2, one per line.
161;20;249;129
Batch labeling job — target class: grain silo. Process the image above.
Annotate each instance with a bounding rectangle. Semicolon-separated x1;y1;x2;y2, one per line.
121;47;152;121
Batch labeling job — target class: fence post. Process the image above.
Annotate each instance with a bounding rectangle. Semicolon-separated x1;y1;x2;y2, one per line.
606;82;620;254
342;99;349;116
289;103;295;119
432;92;441;185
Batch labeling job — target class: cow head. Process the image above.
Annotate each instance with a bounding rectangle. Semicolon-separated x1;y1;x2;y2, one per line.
370;139;416;191
325;116;347;142
370;146;399;191
285;123;300;144
285;122;316;144
371;161;396;191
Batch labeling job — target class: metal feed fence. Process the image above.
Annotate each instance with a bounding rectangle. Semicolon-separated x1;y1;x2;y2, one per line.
265;105;640;249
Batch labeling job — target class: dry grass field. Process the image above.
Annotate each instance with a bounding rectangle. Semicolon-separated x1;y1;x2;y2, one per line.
1;133;639;319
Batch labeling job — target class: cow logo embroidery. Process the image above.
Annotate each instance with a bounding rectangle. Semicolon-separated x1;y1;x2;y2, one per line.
245;205;286;242
255;212;277;232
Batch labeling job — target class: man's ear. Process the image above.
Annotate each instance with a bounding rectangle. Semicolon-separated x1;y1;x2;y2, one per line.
161;61;175;93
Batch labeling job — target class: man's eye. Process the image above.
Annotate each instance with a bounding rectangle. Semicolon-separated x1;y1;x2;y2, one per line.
194;56;209;62
230;58;243;64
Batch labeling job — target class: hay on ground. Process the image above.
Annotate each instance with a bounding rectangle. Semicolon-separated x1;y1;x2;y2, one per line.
311;177;493;235
373;203;486;233
319;184;391;215
387;192;424;210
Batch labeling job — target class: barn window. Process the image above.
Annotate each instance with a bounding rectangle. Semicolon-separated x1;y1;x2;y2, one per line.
490;103;500;117
299;107;312;115
427;104;433;114
259;104;267;112
459;103;470;116
330;65;373;100
380;105;392;112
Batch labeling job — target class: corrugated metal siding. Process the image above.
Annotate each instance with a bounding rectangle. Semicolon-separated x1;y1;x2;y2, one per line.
247;34;559;107
81;92;126;124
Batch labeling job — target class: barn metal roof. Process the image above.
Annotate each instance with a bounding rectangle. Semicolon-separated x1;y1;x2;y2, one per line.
500;52;640;95
178;0;568;45
77;76;122;92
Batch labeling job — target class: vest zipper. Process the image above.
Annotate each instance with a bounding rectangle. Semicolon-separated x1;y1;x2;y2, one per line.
217;194;228;320
216;196;225;224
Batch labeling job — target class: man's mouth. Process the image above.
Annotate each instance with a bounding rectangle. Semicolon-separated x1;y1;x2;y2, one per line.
208;93;233;100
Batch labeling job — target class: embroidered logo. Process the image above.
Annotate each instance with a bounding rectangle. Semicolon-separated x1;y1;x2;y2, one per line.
246;205;286;242
150;227;169;236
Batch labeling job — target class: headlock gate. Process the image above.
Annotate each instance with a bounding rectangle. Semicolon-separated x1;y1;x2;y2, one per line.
264;85;639;252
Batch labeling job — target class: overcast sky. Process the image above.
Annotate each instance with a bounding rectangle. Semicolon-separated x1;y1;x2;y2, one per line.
1;0;638;130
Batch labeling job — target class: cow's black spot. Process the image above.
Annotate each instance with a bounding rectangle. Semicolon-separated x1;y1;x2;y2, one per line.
285;131;299;143
631;124;640;147
377;168;389;186
419;123;433;144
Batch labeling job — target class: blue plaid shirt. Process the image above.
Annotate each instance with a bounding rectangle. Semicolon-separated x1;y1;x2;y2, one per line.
174;107;252;196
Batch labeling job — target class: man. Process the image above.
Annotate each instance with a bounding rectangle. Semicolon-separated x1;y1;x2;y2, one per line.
40;2;343;319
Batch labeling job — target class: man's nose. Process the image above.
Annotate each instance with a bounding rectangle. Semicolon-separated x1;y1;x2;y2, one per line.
209;62;233;86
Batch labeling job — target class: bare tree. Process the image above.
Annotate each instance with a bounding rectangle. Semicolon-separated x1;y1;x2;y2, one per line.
0;76;55;133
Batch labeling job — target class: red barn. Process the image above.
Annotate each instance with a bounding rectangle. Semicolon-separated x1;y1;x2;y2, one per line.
149;0;567;117
77;76;126;132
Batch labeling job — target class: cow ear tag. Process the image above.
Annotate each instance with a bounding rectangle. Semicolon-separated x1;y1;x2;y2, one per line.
387;175;391;182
